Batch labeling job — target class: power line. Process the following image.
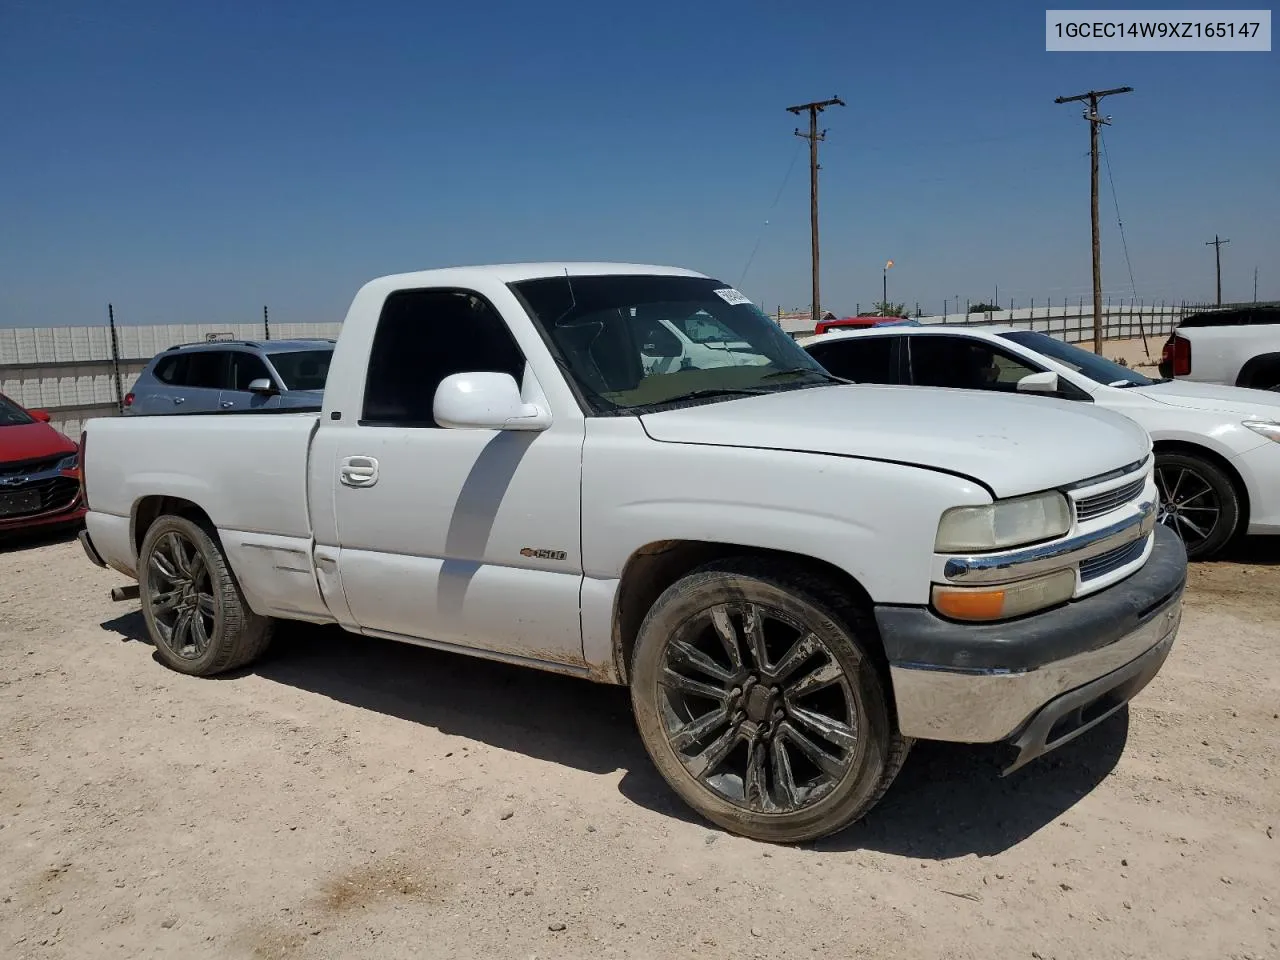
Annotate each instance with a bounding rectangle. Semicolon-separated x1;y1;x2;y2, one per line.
1054;85;1133;354
738;139;804;287
1099;129;1150;359
1098;130;1137;300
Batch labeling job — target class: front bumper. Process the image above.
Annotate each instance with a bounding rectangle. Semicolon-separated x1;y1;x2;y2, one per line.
876;524;1187;767
1232;438;1280;535
0;493;86;534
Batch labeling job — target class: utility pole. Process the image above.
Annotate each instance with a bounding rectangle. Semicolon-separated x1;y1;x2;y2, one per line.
787;96;844;327
1205;234;1230;306
1055;85;1133;354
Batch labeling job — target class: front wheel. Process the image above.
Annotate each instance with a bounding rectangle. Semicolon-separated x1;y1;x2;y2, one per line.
138;515;274;676
629;560;909;844
1155;452;1241;561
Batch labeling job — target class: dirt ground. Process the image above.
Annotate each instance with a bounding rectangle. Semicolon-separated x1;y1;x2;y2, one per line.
1;531;1277;960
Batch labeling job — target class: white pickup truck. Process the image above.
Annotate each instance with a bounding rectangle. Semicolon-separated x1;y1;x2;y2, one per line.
77;262;1188;843
1159;306;1280;390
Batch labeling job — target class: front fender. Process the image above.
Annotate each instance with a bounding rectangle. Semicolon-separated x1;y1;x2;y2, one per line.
582;425;990;607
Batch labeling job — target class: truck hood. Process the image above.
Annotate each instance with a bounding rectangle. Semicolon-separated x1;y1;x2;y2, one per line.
1132;380;1280;419
638;384;1151;499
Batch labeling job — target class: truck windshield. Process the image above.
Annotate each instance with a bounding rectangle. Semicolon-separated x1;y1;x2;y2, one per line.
0;395;35;427
266;349;333;391
510;274;837;413
1000;330;1156;388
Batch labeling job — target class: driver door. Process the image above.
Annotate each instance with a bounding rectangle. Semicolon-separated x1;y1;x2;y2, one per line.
324;286;587;666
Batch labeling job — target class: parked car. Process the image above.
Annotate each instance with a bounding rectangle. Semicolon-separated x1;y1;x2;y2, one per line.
124;339;334;415
0;392;85;537
77;263;1186;844
801;325;1280;559
1158;306;1280;390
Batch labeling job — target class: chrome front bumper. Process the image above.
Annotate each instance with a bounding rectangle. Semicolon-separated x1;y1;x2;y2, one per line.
878;523;1187;751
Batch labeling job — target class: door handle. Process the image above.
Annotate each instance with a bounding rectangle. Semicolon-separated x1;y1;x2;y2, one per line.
173;397;185;404
339;456;379;487
220;401;234;409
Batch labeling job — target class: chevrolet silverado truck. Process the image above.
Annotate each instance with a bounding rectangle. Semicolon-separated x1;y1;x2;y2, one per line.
77;262;1188;843
1159;306;1280;390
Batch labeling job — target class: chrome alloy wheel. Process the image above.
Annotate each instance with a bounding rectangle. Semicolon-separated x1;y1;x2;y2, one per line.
657;602;857;814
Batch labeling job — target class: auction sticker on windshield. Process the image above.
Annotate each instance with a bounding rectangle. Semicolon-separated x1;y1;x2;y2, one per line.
714;288;752;305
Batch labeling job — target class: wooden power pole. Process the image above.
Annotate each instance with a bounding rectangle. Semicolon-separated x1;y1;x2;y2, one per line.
1205;234;1230;306
787;97;844;327
1054;86;1132;354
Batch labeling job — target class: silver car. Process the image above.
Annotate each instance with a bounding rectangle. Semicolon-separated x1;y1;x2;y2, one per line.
124;340;333;416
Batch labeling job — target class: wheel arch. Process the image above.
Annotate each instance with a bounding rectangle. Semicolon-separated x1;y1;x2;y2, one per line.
610;540;883;687
1234;352;1280;390
1151;439;1251;531
131;495;218;558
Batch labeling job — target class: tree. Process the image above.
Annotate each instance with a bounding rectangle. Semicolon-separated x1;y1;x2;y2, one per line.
969;302;999;313
860;301;909;317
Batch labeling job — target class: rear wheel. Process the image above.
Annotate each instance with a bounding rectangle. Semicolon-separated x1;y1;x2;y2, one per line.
1154;452;1240;561
138;515;273;676
629;559;909;844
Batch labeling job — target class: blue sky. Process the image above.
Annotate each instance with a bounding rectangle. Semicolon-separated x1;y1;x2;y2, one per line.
1;0;1276;327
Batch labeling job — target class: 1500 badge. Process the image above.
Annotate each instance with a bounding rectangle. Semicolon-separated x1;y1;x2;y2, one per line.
520;547;567;561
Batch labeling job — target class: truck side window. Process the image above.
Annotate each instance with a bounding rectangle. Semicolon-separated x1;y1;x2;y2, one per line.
362;288;526;427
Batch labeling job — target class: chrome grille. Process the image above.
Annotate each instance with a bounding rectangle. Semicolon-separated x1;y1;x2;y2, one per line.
1075;476;1146;522
1079;536;1148;582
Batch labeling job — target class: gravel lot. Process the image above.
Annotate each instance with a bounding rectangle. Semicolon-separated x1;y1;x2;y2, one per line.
1;530;1277;960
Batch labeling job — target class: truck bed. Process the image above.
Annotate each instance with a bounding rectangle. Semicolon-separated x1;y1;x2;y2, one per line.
83;412;332;622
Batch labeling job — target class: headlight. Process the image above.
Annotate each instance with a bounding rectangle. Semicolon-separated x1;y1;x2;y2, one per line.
932;568;1076;622
1243;420;1280;444
935;490;1071;553
57;452;79;472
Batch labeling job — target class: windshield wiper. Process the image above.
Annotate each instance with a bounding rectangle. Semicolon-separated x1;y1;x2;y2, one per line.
759;367;851;384
658;387;773;404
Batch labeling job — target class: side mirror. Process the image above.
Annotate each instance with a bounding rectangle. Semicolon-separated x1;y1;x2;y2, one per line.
30;409;52;422
247;378;277;395
1016;371;1060;394
433;372;551;431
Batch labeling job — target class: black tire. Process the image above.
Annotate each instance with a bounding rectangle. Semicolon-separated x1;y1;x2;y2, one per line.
629;559;910;844
1154;451;1241;561
138;515;273;676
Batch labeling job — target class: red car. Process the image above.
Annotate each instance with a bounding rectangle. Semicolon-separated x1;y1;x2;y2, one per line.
0;393;86;536
813;316;920;335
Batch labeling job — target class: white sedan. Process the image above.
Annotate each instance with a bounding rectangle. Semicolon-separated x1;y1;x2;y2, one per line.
800;325;1280;560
